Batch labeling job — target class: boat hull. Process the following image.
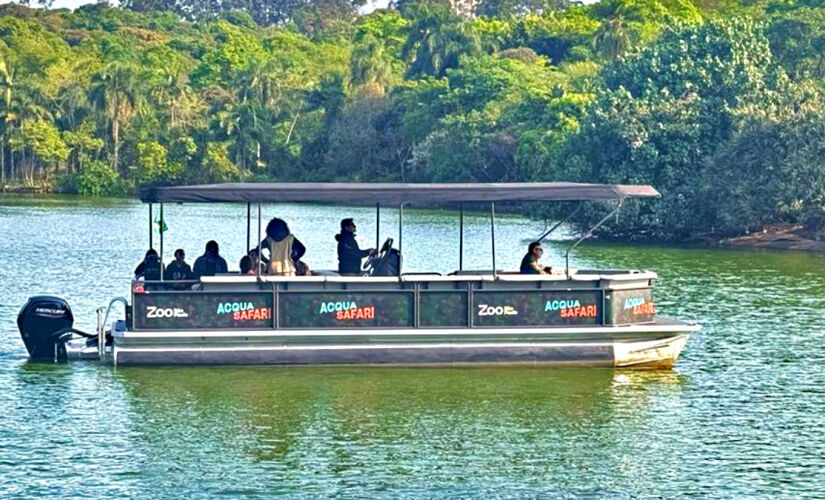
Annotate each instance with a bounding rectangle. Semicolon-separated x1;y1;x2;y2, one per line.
110;321;697;369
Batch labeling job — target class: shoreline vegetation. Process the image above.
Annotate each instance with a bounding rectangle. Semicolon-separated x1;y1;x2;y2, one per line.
3;188;823;254
0;1;824;246
718;225;825;253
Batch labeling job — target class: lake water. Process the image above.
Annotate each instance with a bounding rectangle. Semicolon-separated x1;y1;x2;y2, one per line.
1;195;824;497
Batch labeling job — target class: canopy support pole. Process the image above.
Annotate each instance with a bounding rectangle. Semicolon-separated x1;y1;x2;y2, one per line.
459;203;464;271
257;203;262;279
376;203;380;249
398;204;403;277
490;202;496;278
149;203;153;250
565;201;623;278
159;203;164;282
246;203;251;255
537;204;582;243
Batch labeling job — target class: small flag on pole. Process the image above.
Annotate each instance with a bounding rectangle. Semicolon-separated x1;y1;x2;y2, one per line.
155;214;168;234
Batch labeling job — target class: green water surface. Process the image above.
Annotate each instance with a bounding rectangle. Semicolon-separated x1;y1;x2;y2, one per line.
1;196;824;497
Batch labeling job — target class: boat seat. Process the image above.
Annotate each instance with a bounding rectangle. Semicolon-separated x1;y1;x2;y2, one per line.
311;269;341;276
449;269;502;276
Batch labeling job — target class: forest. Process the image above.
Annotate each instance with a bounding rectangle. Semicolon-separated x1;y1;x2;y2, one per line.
1;0;824;241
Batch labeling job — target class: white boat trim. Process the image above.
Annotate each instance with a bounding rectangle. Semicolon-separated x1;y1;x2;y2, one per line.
116;322;701;339
116;341;618;352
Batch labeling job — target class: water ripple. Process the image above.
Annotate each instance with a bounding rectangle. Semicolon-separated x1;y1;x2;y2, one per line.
1;196;824;496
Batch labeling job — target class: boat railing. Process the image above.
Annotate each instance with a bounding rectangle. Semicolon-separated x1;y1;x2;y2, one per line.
133;269;657;289
97;297;129;358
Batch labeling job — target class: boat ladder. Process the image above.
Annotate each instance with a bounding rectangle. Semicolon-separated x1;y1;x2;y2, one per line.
96;297;129;360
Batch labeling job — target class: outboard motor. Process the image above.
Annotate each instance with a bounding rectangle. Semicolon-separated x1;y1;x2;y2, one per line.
18;296;75;361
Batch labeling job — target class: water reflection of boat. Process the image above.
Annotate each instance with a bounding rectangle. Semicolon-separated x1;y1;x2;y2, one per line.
18;183;699;367
116;366;688;474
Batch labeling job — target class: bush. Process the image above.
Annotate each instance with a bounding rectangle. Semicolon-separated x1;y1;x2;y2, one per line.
75;160;126;197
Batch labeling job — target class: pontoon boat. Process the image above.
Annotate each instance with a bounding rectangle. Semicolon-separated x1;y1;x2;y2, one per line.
17;182;699;368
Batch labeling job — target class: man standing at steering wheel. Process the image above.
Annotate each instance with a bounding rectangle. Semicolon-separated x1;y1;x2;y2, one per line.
335;218;376;275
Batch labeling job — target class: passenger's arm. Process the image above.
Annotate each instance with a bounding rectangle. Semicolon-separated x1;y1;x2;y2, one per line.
291;237;306;262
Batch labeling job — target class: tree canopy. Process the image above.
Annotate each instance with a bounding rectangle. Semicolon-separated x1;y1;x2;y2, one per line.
1;0;824;241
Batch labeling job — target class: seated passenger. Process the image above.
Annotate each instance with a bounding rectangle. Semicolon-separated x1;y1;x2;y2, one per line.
240;249;266;275
520;241;551;275
239;255;253;275
164;248;193;281
258;218;306;276
134;249;163;281
193;240;228;279
335;218;375;276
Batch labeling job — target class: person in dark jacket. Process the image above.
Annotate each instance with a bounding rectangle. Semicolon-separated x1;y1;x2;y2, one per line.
134;249;163;280
257;218;306;275
164;248;193;281
336;218;375;275
520;241;551;275
193;240;228;279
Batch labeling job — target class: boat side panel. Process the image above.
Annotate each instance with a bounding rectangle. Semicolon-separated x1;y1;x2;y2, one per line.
130;285;659;331
113;343;615;367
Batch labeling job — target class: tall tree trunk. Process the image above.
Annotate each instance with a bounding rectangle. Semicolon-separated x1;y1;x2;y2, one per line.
26;150;33;186
112;101;120;173
9;145;14;182
112;118;120;173
1;138;5;186
22;149;29;186
285;111;300;145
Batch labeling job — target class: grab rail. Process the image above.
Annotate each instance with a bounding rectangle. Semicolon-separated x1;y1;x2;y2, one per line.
97;297;129;359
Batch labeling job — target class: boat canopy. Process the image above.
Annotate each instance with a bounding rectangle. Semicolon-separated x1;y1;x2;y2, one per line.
139;182;660;204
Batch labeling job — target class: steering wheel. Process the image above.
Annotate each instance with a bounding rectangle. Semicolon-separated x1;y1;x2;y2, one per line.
363;238;393;273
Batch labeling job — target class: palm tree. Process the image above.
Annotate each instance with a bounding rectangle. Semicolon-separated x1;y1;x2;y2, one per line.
88;63;141;173
236;59;281;109
152;62;192;130
350;34;394;93
213;96;265;173
9;92;52;185
593;16;631;62
55;81;92;174
402;3;481;79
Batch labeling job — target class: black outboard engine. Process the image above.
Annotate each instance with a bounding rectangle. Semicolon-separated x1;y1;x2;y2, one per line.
18;296;75;361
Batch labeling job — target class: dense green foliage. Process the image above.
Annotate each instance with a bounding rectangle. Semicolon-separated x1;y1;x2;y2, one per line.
1;0;824;240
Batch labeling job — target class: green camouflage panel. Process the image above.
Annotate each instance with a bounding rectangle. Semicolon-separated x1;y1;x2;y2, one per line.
279;292;414;328
473;290;602;327
133;292;274;330
607;288;656;325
